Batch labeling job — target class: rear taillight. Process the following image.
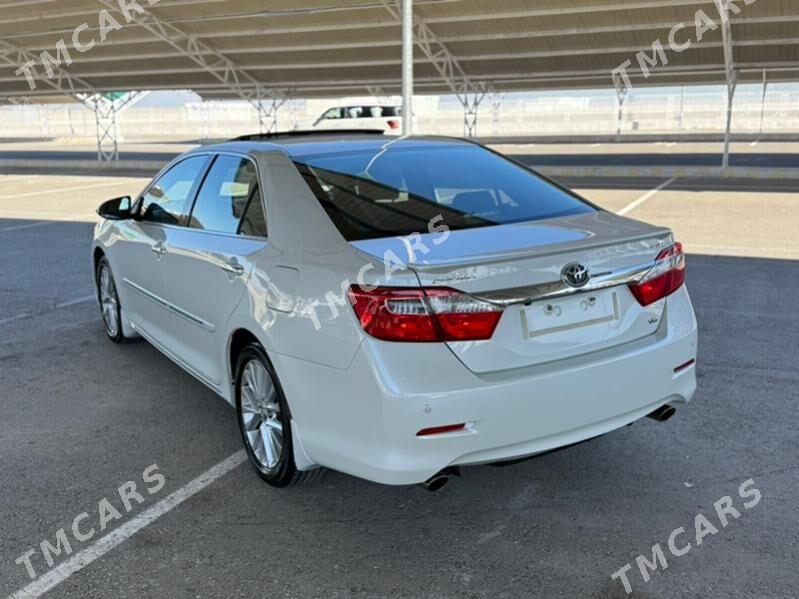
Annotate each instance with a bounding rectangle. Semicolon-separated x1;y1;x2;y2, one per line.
387;119;400;129
347;286;503;342
629;242;686;306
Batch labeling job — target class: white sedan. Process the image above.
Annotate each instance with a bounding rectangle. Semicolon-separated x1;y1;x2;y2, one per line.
92;132;698;489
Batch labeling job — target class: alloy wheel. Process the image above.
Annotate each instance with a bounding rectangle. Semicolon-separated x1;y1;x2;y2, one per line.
98;263;120;338
239;359;284;471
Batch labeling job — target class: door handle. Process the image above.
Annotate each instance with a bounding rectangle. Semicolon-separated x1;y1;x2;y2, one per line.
221;260;245;277
151;242;166;257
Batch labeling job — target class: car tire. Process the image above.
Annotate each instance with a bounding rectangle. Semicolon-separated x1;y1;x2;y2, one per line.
96;257;130;344
235;343;321;487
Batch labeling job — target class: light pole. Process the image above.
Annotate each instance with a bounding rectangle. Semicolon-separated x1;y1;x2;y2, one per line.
401;0;414;136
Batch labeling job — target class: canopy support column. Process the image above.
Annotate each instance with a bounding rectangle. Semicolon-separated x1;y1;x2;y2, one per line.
39;104;50;138
201;101;210;142
256;98;285;135
491;91;505;136
613;75;627;140
758;68;768;139
401;0;414;136
94;98;120;163
459;86;487;138
285;98;302;131
721;16;737;169
77;92;148;163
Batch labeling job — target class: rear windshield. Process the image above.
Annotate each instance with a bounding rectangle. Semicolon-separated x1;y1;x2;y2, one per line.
293;144;594;241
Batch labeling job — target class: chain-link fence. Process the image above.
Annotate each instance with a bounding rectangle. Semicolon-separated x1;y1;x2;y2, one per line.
2;87;798;141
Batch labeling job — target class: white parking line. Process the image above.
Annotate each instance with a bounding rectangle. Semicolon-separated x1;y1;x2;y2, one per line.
0;215;98;232
0;312;32;327
617;177;676;216
0;221;56;233
0;175;41;188
55;294;96;309
0;295;95;327
8;451;247;599
0;180;140;201
687;243;799;256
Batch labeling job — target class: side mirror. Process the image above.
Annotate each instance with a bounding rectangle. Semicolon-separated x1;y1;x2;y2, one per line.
97;196;132;221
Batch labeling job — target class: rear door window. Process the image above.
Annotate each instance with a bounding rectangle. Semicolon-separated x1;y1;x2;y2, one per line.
367;106;400;117
238;186;268;238
320;108;344;120
188;155;262;235
347;106;364;119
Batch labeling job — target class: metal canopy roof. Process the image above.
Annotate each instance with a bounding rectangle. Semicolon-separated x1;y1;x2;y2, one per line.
0;0;798;104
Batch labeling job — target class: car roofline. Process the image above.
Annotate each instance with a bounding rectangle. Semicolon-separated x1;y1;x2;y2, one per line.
231;129;387;142
186;133;484;161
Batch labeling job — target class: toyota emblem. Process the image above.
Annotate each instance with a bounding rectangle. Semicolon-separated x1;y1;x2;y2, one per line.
561;263;590;288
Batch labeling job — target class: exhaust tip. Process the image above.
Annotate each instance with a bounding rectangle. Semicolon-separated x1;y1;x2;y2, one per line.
423;475;449;492
421;466;460;492
647;404;676;423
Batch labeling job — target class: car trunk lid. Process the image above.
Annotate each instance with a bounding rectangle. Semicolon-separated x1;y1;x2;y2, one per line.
352;211;674;373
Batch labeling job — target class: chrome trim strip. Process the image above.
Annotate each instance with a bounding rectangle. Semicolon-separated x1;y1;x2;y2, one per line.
123;277;168;308
473;261;654;307
167;303;216;332
123;278;216;333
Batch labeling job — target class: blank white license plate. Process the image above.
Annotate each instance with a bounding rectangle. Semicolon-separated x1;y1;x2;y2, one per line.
520;291;620;339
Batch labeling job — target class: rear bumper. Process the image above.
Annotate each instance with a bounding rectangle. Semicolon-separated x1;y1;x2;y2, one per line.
278;286;698;485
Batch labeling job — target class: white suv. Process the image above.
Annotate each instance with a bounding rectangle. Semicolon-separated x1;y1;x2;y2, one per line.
92;132;698;489
310;105;404;134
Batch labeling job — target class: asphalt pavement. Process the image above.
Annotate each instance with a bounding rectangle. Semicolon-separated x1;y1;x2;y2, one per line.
0;176;796;598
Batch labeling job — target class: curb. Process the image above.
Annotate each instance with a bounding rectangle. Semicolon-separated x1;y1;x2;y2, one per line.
0;159;167;171
534;165;799;180
480;133;799;144
0;159;796;181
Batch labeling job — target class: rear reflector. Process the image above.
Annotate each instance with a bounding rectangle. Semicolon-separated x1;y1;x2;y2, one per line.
629;242;686;306
347;286;503;342
674;358;696;373
416;423;466;436
387;119;400;129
